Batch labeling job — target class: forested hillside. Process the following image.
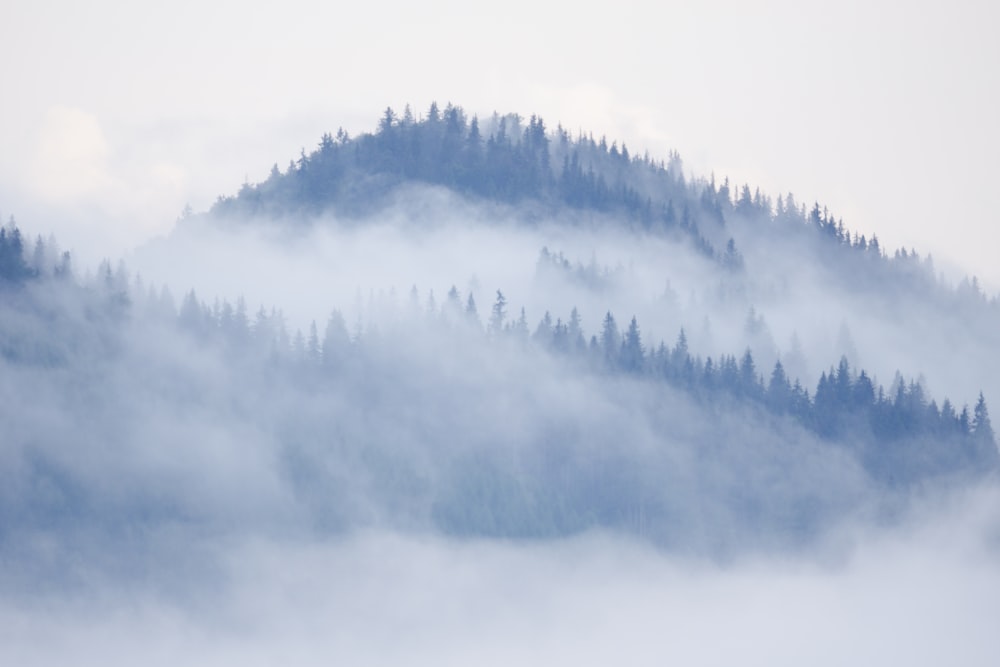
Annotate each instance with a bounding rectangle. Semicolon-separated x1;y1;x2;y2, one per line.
1;103;998;573
197;103;1000;405
211;102;1000;315
1;204;995;554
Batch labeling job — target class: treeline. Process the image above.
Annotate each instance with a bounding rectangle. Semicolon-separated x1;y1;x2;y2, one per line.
211;102;726;262
209;103;1000;310
3;213;994;488
485;294;996;483
154;278;997;486
3;242;998;546
0;218;72;284
690;171;998;316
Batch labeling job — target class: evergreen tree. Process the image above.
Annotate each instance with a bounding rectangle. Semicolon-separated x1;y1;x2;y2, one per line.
722;238;744;270
739;349;760;397
551;318;568;352
671;328;689;369
621;316;644;372
767;360;791;412
488;290;507;336
600;312;620;366
960;406;971;434
465;293;480;327
834;356;852;405
566;307;585;352
853;370;876;408
533;311;553;344
512;307;529;340
0;219;31;282
972;392;996;448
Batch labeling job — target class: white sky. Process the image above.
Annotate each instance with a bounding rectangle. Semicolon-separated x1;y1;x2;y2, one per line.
2;0;998;288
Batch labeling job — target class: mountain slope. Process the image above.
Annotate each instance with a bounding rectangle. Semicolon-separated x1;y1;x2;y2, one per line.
1;104;997;573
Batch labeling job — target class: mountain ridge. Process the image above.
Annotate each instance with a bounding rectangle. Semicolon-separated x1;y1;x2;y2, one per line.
207;102;998;312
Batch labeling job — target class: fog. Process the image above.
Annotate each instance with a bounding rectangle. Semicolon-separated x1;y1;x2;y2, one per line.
3;179;999;663
2;485;999;666
0;261;871;555
5;2;1000;290
128;185;1000;407
5;0;999;659
6;188;994;543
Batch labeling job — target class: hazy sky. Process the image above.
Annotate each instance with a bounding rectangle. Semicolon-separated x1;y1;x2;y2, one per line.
2;0;999;287
4;5;1000;659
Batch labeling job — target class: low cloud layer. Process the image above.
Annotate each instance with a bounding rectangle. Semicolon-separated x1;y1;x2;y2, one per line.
128;190;1000;407
2;483;998;666
3;168;999;665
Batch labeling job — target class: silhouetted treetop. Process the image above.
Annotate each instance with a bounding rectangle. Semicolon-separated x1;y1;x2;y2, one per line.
209;103;997;301
211;103;729;261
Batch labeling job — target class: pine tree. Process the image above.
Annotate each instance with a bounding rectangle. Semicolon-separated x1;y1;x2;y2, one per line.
465;293;479;327
621;316;644;372
739;349;760;396
488;290;507;335
567;307;585;351
670;328;689;372
533;311;553;344
972;392;996;448
767;360;791;412
0;219;30;282
600;312;620;366
512;307;529;340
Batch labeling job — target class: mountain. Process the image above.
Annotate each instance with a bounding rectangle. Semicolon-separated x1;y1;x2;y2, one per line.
210;102;998;309
212;104;724;260
208;104;1000;391
1;104;998;576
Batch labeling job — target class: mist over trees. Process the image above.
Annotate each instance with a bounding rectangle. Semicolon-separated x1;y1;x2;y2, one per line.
211;102;1000;314
213;103;724;262
157;277;1000;491
2;103;999;590
199;103;1000;409
1;216;996;563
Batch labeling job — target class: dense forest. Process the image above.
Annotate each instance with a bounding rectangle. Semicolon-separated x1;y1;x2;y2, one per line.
1;103;998;560
153;279;1000;488
1;210;995;548
212;103;747;264
210;102;1000;316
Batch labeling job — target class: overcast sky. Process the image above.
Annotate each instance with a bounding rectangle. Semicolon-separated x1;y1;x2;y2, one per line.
2;0;998;288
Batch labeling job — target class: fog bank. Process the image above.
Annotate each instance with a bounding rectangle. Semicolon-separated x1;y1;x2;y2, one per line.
2;484;998;666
